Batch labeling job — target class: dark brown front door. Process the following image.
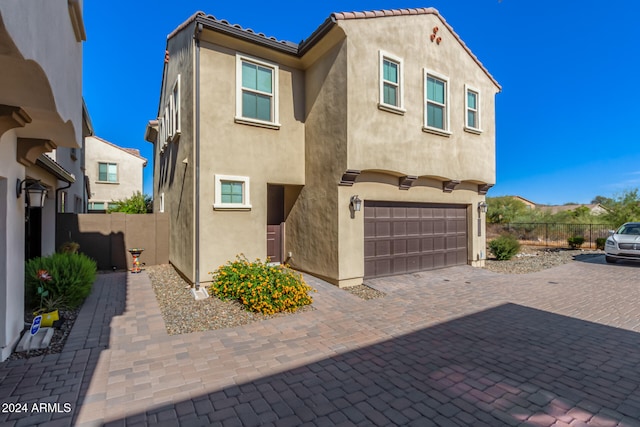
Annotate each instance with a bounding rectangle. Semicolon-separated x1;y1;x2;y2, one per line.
267;185;285;263
364;202;468;279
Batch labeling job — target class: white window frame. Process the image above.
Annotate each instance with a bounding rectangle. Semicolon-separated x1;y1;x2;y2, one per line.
159;192;165;213
423;69;451;136
464;84;482;133
213;174;252;210
170;75;181;140
378;51;405;114
97;162;118;183
235;54;280;129
164;105;171;143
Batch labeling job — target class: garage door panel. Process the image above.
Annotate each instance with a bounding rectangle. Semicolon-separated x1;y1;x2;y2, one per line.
364;202;468;279
393;239;407;255
393;221;407;237
376;222;391;237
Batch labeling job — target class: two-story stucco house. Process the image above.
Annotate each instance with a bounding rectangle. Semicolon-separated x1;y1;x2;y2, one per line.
85;135;147;211
146;7;500;289
0;0;86;361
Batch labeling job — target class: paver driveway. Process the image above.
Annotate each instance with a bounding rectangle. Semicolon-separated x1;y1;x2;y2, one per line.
1;255;640;426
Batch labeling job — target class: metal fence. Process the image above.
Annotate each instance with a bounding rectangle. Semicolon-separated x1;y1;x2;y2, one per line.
491;223;612;248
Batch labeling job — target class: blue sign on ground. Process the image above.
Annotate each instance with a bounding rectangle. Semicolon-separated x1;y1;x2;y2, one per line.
30;315;42;336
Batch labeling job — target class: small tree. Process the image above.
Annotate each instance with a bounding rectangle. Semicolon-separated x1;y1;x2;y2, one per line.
108;191;153;214
486;197;528;224
600;189;640;227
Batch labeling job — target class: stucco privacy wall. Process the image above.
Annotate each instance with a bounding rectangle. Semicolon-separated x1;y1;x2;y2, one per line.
197;35;305;280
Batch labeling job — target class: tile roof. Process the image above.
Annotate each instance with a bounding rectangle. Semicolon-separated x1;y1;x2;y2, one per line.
166;7;500;89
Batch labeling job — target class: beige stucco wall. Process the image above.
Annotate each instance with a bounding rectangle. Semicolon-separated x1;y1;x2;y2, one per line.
286;14;498;286
196;35;305;283
85;136;146;206
153;24;196;282
339;14;497;182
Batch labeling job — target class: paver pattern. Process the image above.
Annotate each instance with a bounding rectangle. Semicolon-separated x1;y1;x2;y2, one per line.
1;256;640;426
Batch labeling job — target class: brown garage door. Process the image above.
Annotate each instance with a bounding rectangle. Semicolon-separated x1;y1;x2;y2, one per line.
364;202;468;278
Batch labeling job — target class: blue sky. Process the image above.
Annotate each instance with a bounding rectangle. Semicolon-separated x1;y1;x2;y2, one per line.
83;0;640;205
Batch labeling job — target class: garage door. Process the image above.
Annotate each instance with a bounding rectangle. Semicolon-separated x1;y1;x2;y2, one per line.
364;202;468;279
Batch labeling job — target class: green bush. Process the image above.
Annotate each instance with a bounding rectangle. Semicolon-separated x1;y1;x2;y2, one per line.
25;253;97;309
209;255;315;314
595;237;606;250
567;236;585;249
488;234;521;260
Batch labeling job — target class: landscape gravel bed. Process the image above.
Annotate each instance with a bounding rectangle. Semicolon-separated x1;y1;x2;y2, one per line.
146;264;315;335
483;246;603;274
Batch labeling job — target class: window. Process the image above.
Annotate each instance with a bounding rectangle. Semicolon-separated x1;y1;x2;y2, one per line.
424;71;450;134
379;51;405;113
159;192;165;213
465;85;481;132
171;75;181;139
236;54;279;128
59;191;67;213
90;202;105;210
98;162;118;183
214;175;251;210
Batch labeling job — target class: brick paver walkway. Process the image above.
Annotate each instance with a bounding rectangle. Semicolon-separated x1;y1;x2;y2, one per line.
2;255;640;426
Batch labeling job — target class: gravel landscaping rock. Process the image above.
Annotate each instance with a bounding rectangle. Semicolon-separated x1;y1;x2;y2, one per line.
146;264;315;335
343;284;386;300
483;246;602;274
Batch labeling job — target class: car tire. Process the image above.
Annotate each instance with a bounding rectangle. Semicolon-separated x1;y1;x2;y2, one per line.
605;255;617;264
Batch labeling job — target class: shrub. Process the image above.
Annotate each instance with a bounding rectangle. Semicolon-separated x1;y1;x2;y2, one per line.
488;234;520;260
209;255;315;314
595;237;606;250
25;253;97;309
567;236;585;249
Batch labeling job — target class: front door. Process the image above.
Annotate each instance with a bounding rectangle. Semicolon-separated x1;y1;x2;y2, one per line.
267;185;285;263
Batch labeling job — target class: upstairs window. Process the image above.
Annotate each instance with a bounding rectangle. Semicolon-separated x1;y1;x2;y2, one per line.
170;75;181;139
465;85;481;132
98;162;117;183
425;72;449;132
379;51;405;113
236;55;279;128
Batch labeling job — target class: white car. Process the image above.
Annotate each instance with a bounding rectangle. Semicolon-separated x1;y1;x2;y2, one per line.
605;222;640;263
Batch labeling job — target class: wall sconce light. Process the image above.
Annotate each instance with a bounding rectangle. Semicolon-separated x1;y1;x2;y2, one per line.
477;201;488;214
349;195;362;219
17;179;48;209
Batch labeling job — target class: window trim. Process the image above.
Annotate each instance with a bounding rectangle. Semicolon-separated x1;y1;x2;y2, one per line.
159;192;165;213
213;174;252;210
378;51;406;114
235;54;280;129
464;84;482;134
423;69;451;136
97;162;118;183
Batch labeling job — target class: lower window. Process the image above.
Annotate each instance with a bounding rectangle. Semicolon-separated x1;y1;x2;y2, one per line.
214;175;251;210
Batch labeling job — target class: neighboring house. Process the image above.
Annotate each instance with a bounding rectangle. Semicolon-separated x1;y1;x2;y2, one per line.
538;203;608;216
509;195;536;209
146;8;500;288
85;135;147;211
0;0;86;361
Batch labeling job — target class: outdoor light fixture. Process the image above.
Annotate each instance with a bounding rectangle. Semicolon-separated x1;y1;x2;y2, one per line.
478;201;488;214
17;179;48;208
349;195;362;219
350;195;362;212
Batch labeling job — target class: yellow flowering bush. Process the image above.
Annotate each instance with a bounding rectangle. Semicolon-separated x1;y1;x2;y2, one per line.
209;255;315;314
